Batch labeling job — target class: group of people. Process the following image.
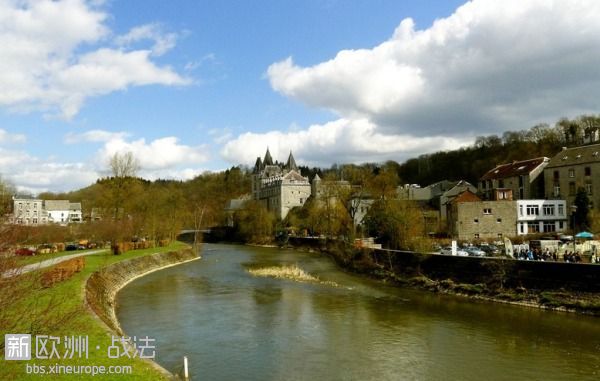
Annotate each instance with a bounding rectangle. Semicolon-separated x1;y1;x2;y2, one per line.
516;247;558;261
562;251;583;263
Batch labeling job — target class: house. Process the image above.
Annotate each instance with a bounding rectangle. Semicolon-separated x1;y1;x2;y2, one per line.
544;143;600;212
45;200;71;225
69;202;83;223
479;157;549;201
12;196;47;225
439;180;478;222
448;191;517;241
516;200;567;235
252;148;311;220
224;195;251;227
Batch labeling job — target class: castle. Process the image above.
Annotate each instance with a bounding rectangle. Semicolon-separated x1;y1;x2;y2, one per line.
252;148;311;219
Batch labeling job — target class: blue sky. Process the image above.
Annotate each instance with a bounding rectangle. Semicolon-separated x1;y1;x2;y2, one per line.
1;0;600;193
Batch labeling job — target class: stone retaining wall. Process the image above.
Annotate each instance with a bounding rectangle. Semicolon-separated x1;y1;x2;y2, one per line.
85;248;199;335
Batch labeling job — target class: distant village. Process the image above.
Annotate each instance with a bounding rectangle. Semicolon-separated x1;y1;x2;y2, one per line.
230;142;600;243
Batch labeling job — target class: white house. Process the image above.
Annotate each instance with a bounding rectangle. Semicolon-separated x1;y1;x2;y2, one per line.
516;199;567;235
45;200;71;225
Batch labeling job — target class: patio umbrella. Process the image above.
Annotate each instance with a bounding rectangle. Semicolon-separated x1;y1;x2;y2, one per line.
575;231;594;239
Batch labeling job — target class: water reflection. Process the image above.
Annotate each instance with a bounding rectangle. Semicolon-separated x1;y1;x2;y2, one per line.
117;244;600;381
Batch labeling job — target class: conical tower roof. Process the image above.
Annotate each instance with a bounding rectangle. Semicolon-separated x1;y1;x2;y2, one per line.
263;147;273;166
286;151;298;171
253;157;263;173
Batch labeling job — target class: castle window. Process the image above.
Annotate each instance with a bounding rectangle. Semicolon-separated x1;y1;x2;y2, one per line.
568;168;575;178
585;167;592;176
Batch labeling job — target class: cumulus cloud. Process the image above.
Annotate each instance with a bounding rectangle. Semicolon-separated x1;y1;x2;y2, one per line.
1;131;211;193
267;0;600;137
98;135;209;171
0;0;189;119
222;118;472;167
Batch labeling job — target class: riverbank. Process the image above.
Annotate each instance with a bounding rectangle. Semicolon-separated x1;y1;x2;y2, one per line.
1;241;197;380
284;237;600;316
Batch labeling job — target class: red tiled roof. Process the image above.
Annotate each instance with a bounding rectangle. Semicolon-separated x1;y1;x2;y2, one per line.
450;190;481;204
480;157;548;181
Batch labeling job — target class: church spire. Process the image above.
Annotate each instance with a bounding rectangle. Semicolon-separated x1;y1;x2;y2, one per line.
263;147;273;166
286;150;298;171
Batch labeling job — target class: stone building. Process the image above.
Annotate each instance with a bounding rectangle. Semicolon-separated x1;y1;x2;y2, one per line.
544;143;600;212
479;157;549;201
252;148;311;220
447;190;517;241
12;197;47;225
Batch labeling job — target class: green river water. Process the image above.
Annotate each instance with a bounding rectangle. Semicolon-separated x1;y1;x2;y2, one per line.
116;243;600;380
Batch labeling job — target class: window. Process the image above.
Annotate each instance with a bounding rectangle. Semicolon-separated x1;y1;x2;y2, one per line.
498;179;504;188
586;183;593;195
474;233;480;239
543;221;556;233
497;218;502;223
528;222;540;233
553;170;559;180
568;168;575;178
585;167;592;176
519;204;524;216
559;221;564;229
474;218;479;223
519;223;524;234
526;205;539;216
569;182;576;196
483;208;492;215
497;233;503;239
543;205;555;216
553;185;560;197
558;204;564;216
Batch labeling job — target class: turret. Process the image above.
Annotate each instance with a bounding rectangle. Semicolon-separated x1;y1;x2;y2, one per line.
285;151;298;171
263;147;273;166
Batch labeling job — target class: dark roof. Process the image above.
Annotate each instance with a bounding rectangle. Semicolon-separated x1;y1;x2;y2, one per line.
285;151;298;171
546;144;600;168
480;157;548;181
263;148;273;166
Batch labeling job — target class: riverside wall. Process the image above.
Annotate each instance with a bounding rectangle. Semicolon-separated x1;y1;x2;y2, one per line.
85;248;200;336
286;237;600;293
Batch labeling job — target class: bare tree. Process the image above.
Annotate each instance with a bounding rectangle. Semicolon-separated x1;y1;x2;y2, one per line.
109;151;140;178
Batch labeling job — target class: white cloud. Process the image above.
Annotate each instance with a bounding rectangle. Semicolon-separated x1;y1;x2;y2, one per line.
0;130;211;193
0;129;26;144
0;0;189;119
222;118;472;167
64;129;129;144
98;135;209;171
115;23;177;56
267;0;600;137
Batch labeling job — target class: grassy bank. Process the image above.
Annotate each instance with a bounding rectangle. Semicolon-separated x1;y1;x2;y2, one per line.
1;241;188;380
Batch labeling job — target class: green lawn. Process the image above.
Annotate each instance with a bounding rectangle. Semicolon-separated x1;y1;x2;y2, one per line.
2;241;189;380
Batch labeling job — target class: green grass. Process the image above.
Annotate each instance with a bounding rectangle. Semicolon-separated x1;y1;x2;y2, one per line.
2;241;188;380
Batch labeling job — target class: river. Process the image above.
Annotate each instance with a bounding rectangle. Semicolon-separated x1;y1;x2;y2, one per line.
116;243;600;380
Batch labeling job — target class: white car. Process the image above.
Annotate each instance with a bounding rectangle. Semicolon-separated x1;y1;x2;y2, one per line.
440;246;469;256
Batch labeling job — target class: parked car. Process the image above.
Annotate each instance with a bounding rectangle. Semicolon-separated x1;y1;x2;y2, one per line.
440;246;469;256
15;248;35;256
65;244;78;251
479;244;500;256
465;247;486;257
